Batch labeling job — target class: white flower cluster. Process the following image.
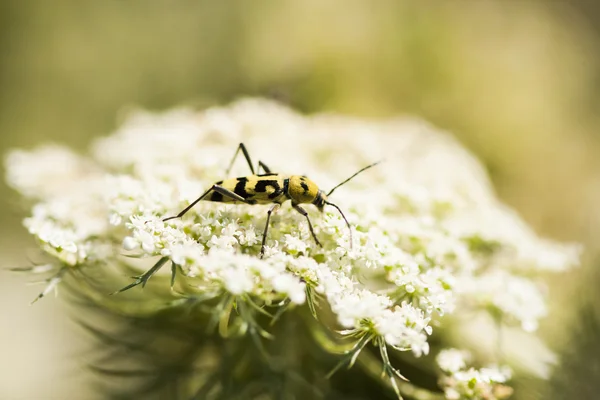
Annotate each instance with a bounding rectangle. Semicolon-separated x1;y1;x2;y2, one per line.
5;99;581;395
437;349;513;400
6;145;110;265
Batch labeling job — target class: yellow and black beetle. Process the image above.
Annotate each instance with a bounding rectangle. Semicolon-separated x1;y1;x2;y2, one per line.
163;143;379;257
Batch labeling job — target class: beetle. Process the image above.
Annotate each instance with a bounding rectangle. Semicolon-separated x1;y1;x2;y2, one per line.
163;143;379;257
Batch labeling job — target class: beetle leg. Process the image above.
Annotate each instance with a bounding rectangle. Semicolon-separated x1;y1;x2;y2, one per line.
257;160;272;174
163;184;251;222
225;143;256;175
260;203;281;258
292;204;322;247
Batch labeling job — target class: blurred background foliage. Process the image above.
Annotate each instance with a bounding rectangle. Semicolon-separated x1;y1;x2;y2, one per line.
1;1;599;399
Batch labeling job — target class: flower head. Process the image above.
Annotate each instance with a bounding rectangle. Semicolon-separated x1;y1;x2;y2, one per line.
5;98;580;399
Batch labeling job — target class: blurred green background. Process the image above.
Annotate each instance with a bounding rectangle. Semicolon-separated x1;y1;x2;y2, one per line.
1;1;599;399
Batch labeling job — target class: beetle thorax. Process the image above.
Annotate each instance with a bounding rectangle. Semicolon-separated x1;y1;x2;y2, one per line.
287;175;320;205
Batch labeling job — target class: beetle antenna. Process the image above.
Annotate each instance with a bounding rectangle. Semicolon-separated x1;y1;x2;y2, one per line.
324;201;353;250
326;161;381;197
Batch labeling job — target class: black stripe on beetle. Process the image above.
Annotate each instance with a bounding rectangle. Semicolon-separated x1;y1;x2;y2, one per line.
268;188;283;200
234;178;250;198
210;192;224;202
254;180;280;193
